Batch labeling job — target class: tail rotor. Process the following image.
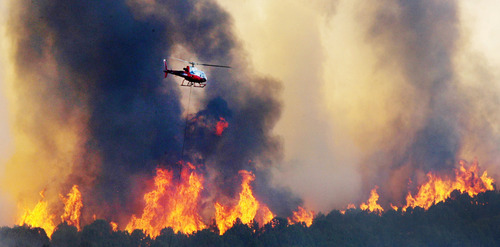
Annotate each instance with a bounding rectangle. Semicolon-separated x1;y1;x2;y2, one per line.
163;59;168;78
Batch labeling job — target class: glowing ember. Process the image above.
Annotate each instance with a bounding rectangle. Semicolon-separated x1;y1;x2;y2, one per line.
360;186;384;215
215;170;274;234
18;189;56;237
403;160;494;211
60;185;83;231
340;203;356;214
288;206;314;227
215;117;229;136
110;221;118;232
126;164;206;237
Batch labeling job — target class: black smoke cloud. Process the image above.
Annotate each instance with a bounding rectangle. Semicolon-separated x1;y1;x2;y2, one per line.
8;0;297;221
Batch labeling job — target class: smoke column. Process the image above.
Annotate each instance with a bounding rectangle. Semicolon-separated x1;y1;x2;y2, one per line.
218;0;500;210
356;0;463;203
353;0;500;205
1;0;293;225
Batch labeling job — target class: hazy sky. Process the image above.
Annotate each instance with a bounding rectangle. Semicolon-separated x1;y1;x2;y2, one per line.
0;0;15;224
0;0;12;164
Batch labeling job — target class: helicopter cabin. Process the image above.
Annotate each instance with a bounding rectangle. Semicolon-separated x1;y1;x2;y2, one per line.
187;66;207;81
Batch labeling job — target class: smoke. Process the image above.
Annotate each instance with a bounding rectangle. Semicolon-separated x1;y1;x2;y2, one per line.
359;0;500;204
455;0;500;178
0;0;15;226
3;0;500;227
214;0;364;213
355;0;462;203
218;0;500;211
2;0;293;225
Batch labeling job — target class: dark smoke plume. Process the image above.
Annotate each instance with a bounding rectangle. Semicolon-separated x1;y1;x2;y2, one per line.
7;0;296;222
363;0;463;202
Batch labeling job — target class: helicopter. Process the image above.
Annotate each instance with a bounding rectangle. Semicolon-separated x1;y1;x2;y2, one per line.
163;58;231;88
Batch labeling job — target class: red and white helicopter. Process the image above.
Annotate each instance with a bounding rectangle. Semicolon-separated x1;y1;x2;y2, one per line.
163;58;230;88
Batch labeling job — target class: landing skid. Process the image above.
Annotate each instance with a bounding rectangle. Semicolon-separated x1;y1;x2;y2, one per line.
180;80;206;88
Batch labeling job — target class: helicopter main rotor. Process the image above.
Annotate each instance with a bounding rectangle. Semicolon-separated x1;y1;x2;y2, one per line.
171;57;231;68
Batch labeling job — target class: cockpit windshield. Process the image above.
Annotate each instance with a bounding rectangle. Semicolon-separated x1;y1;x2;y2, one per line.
191;68;207;80
199;71;207;80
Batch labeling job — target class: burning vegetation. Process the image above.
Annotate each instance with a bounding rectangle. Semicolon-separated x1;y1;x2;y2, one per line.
14;159;495;242
215;117;229;136
359;186;383;215
16;162;312;239
287;206;314;227
18;190;56;237
341;160;495;214
402;160;494;211
125;164;206;237
7;181;500;246
215;170;274;234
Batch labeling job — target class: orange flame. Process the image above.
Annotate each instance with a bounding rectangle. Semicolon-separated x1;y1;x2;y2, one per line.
403;160;494;211
215;170;274;234
288;206;314;227
126;164;206;237
60;185;83;231
256;204;275;227
110;221;118;232
340;203;356;214
215;117;229;136
19;185;83;237
360;186;384;215
18;189;56;237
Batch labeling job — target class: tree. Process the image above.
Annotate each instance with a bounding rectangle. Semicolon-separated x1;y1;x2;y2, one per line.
0;225;50;247
51;223;80;247
222;219;255;247
80;219;130;247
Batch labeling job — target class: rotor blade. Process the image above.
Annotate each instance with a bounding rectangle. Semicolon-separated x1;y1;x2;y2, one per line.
198;63;231;68
171;57;191;64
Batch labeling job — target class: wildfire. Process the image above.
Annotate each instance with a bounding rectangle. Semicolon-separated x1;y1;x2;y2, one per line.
215;170;274;234
189;116;229;136
288;206;314;227
18;185;83;237
16;158;493;240
60;185;83;230
340;204;356;214
110;221;118;232
360;186;383;215
18;189;56;237
403;160;494;211
215;117;229;136
126;163;206;237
